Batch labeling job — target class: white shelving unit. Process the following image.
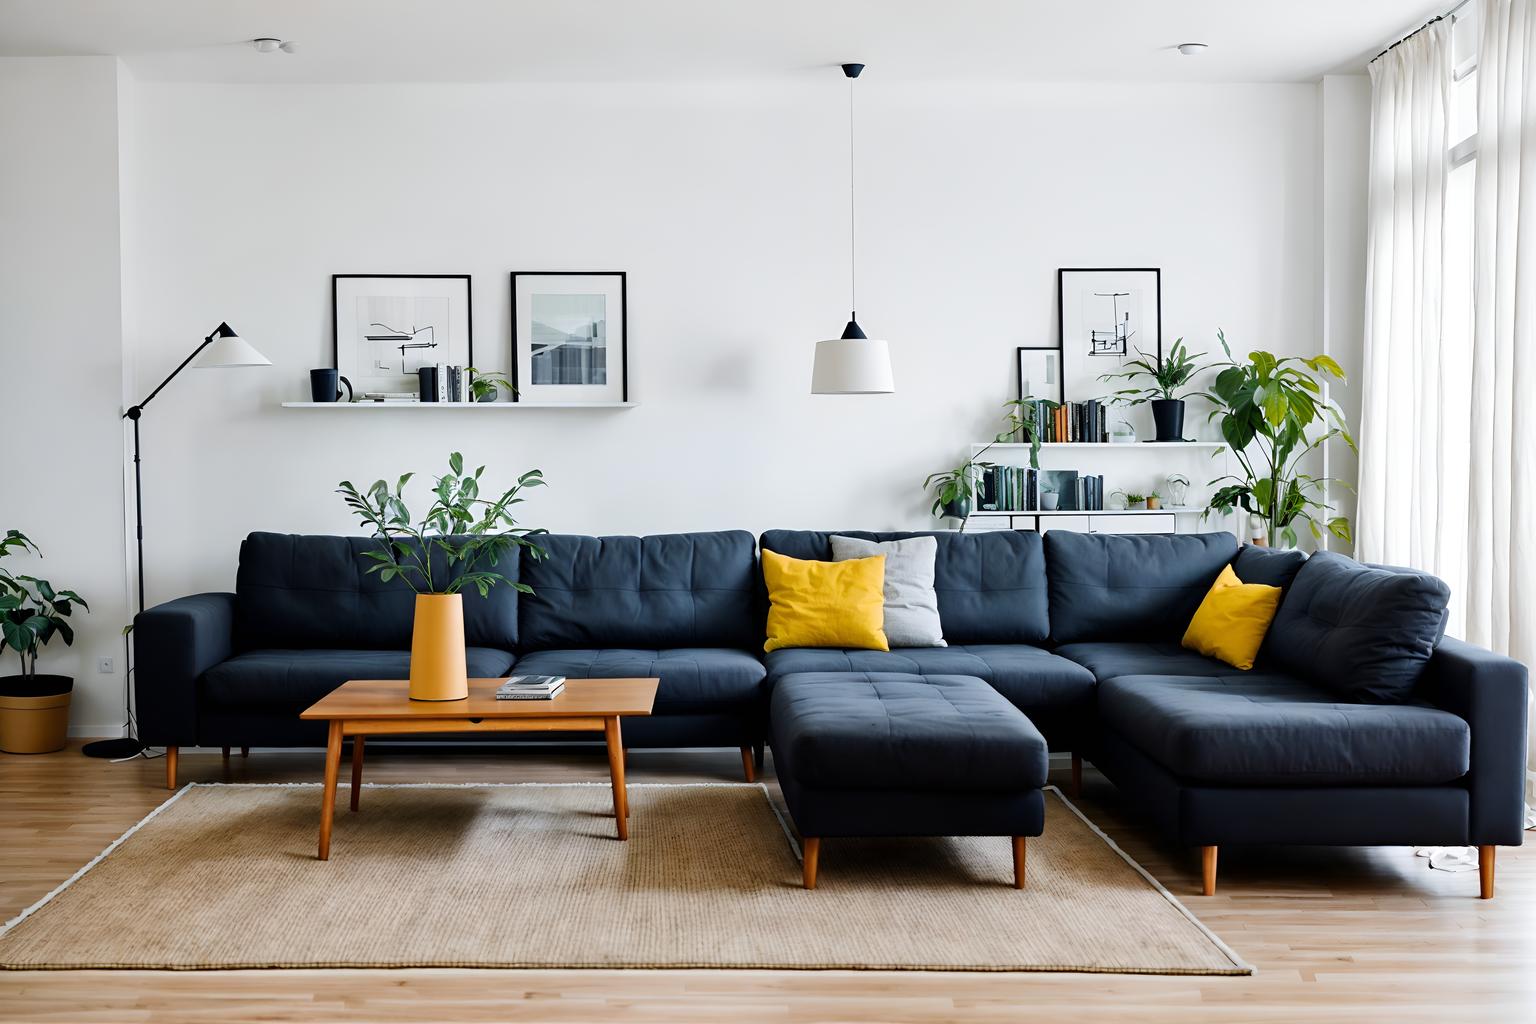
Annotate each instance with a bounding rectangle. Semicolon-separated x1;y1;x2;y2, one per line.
280;401;637;409
965;440;1241;538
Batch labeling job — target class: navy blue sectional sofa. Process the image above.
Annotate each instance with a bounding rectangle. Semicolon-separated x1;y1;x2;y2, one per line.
134;527;1528;897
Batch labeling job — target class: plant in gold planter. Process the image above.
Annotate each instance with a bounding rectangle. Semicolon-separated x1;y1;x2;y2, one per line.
0;530;89;754
337;453;546;701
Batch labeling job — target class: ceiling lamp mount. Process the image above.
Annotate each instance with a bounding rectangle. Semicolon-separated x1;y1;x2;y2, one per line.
252;37;298;54
811;61;895;395
1176;42;1209;55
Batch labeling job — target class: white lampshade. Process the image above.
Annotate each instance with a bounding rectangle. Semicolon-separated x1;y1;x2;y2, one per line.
196;330;271;368
811;338;895;395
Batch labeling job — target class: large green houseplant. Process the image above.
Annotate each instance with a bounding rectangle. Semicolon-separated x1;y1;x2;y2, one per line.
1098;338;1206;441
0;530;89;754
337;453;546;700
1198;331;1354;548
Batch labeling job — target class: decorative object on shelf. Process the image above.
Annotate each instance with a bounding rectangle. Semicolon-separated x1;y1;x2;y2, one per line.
1108;417;1137;443
1057;268;1161;402
511;272;627;404
1198;330;1354;548
309;368;352;403
0;530;88;754
334;275;472;399
811;63;895;395
98;321;270;760
336;452;547;701
1146;492;1162;510
1099;337;1206;442
1165;473;1191;507
1016;345;1063;404
465;367;514;403
924;442;997;527
1112;490;1149;511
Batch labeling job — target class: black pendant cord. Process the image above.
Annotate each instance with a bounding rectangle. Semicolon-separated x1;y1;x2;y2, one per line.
848;71;857;324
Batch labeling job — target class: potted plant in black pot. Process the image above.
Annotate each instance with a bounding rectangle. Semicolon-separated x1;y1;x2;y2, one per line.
0;530;89;754
924;446;995;525
1099;338;1206;442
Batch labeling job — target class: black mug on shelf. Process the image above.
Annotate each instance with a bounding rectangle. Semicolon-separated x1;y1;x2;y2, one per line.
310;368;353;403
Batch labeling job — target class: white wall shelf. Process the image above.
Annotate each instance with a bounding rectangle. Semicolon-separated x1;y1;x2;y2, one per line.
981;441;1227;450
969;507;1209;517
280;401;637;409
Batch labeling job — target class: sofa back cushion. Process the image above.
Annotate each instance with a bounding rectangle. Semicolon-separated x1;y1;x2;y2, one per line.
759;530;1049;644
518;531;762;650
1232;544;1308;589
235;532;521;652
1267;550;1451;703
1044;531;1238;644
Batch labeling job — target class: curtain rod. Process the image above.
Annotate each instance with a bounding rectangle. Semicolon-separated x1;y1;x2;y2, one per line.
1371;0;1473;63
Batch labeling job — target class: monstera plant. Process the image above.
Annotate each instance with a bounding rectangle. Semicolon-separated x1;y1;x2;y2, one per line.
1198;331;1355;548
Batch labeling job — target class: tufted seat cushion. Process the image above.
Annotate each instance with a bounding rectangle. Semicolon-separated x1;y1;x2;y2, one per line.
769;672;1049;792
1097;673;1471;785
762;644;1094;709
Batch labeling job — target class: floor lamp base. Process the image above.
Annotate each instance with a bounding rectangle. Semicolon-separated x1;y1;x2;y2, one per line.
82;737;148;759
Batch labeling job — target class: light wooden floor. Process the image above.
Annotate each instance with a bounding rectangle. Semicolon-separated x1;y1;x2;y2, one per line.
1;742;1532;1023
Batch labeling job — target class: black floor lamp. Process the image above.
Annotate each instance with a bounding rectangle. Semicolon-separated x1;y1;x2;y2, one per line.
83;322;270;759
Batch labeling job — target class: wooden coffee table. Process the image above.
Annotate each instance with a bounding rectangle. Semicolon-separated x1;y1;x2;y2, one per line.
299;677;659;860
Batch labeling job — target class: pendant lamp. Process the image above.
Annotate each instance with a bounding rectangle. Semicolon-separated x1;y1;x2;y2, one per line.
811;63;895;395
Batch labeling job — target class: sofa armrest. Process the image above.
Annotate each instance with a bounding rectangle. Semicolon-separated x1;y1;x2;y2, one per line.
133;593;236;746
1420;637;1529;846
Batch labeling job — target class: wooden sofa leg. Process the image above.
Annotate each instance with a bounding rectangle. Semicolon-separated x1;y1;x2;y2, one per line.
240;746;249;758
166;746;178;790
740;746;757;783
1480;845;1496;899
1070;754;1083;798
1201;845;1218;896
803;837;820;890
221;745;230;761
1013;836;1027;889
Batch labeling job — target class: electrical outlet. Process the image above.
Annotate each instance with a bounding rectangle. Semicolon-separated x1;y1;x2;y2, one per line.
97;657;114;674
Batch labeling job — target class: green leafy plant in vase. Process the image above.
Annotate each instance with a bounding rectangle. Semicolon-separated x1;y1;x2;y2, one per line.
1098;338;1207;441
464;368;515;403
1196;330;1355;548
0;530;89;753
337;452;546;700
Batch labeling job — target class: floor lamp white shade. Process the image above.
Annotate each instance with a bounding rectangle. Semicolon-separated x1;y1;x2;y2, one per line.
196;331;271;367
811;338;895;394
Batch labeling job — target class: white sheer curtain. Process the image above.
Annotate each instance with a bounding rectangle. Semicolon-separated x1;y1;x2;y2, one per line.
1469;0;1536;795
1358;22;1460;592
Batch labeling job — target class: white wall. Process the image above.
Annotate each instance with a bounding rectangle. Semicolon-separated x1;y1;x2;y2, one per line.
121;79;1323;606
0;58;133;733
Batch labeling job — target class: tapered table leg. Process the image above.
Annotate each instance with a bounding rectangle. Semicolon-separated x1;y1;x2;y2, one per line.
605;716;628;840
165;746;178;790
318;720;343;860
350;735;365;812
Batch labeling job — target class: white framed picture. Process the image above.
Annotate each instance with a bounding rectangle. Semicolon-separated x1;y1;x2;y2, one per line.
332;275;472;397
1016;344;1063;403
510;272;627;404
1056;268;1161;402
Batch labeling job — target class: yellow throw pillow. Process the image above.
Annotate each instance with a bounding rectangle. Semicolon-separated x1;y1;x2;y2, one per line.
761;549;890;653
1181;564;1283;671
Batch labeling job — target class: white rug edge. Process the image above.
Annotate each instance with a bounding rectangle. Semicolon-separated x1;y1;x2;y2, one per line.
1;780;1253;976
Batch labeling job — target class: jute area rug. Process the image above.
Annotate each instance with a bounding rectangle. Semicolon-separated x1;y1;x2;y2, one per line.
0;782;1249;974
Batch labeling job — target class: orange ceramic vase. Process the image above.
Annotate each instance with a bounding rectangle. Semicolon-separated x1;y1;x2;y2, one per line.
408;593;469;701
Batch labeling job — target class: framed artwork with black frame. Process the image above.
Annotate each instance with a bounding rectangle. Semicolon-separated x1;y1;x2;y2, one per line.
332;274;472;397
1056;268;1161;402
510;271;628;403
1016;343;1063;404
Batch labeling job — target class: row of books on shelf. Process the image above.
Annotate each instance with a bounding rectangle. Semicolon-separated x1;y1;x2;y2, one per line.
358;364;481;404
1014;398;1112;444
978;467;1107;512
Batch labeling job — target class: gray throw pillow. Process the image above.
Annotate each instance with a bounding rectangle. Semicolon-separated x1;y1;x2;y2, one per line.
830;535;946;648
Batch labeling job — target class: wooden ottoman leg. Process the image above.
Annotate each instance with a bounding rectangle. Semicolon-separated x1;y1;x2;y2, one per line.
802;837;821;890
165;746;178;790
1201;845;1218;896
740;746;757;783
1013;836;1027;889
1480;845;1496;899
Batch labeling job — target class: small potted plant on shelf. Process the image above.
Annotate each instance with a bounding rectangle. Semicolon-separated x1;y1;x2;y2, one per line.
924;442;996;526
464;368;515;403
1196;330;1354;548
1098;338;1206;442
0;530;89;754
1112;490;1149;511
337;453;546;701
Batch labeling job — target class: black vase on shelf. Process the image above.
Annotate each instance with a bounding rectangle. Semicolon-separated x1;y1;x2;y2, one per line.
940;496;972;521
1150;399;1185;442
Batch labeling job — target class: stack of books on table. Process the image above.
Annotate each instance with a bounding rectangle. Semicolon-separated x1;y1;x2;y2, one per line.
495;675;566;700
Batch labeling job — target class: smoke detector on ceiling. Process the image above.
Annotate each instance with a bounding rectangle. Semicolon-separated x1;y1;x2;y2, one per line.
1177;42;1209;56
252;38;297;54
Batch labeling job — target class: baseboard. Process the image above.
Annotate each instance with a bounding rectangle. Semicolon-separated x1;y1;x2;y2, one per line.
69;725;128;739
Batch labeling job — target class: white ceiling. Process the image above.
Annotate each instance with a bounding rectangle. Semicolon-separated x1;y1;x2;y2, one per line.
0;0;1445;83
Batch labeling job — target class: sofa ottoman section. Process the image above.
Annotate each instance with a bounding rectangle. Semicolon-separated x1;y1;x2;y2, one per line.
769;672;1049;890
